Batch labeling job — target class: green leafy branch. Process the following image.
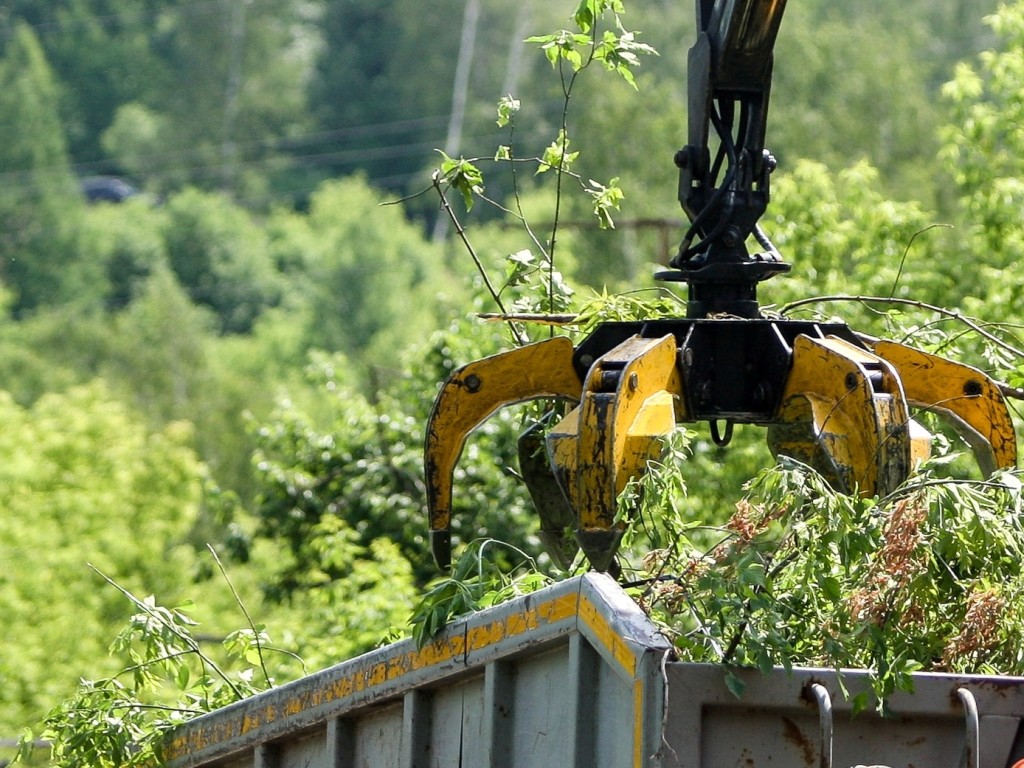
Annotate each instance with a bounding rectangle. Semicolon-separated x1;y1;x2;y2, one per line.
17;561;292;768
410;538;551;647
529;0;657;90
630;459;1024;710
431;0;655;332
527;0;653;312
434;136;625;235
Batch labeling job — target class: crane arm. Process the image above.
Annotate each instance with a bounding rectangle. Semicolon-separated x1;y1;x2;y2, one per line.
669;0;790;317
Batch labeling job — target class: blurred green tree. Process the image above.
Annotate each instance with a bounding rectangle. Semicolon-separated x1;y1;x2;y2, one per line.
0;383;205;733
250;329;540;588
941;2;1024;272
161;188;284;334
0;24;92;316
287;177;462;375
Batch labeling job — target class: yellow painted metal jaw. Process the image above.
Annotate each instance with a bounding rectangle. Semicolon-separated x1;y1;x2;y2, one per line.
546;334;683;572
425;327;1017;572
424;336;582;568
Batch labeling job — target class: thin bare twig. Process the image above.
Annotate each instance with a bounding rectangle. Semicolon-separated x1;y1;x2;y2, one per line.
498;119;551;274
477;312;579;325
431;174;527;345
546;10;602;323
781;294;1024;360
207;545;272;688
88;564;243;701
889;224;953;298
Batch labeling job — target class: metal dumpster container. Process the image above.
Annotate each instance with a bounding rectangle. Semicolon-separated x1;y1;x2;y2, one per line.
164;573;1024;768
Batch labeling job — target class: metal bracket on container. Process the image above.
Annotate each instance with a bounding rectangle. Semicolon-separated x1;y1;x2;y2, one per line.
810;683;833;768
957;687;980;768
810;684;980;768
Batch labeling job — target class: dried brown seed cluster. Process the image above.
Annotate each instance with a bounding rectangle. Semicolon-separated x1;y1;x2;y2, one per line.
942;586;1006;666
878;498;927;585
847;498;928;627
726;499;785;542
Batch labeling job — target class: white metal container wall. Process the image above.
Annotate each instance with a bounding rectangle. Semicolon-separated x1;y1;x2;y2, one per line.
163;573;1024;768
163;574;671;768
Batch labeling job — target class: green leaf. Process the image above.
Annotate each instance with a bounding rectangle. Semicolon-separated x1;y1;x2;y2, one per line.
574;0;596;33
436;151;484;211
496;95;520;128
850;691;871;716
819;575;842;602
724;669;746;698
586;177;624;228
538;129;579;174
527;30;591;72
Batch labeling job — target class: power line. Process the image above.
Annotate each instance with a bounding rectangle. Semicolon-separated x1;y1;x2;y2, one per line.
59;111;453;174
0;0;226;40
0;122;524;203
63;102;558;180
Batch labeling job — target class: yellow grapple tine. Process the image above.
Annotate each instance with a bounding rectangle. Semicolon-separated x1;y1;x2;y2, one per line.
424;336;581;568
548;334;683;571
870;339;1017;476
768;335;917;498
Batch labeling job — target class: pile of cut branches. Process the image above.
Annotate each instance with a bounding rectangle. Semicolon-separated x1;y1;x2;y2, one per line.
623;452;1024;708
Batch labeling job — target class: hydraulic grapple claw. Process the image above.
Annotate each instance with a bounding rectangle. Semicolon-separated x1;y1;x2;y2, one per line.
424;323;1018;574
767;335;923;498
430;529;452;571
547;333;683;571
868;339;1017;476
424;336;581;568
423;0;1017;576
518;420;578;569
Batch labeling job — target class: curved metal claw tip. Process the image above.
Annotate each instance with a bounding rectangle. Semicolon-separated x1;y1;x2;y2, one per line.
430;529;452;570
576;528;624;574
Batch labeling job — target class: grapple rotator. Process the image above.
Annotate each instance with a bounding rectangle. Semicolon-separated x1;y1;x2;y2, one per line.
424;0;1017;573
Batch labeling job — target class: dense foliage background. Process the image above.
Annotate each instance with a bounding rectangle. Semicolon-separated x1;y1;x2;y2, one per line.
3;0;1024;761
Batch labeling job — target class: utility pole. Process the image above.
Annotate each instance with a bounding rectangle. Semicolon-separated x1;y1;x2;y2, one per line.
222;0;248;195
501;3;532;97
433;0;482;242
